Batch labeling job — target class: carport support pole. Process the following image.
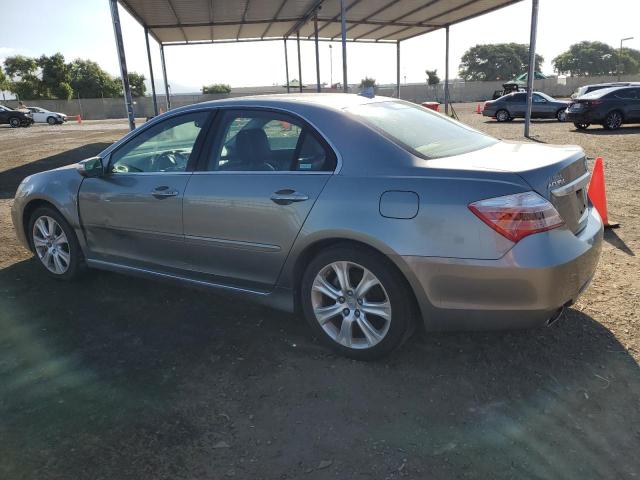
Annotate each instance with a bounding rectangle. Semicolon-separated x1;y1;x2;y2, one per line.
284;39;291;93
314;12;321;93
396;41;401;98
297;31;303;93
340;0;348;93
145;27;158;117
109;0;135;130
524;0;539;138
160;45;171;110
444;25;450;115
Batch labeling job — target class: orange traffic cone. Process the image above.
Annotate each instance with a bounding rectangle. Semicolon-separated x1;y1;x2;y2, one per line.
76;115;82;124
476;103;482;114
588;157;618;228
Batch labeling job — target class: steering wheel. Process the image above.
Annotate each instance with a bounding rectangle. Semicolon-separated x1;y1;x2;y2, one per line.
153;151;189;172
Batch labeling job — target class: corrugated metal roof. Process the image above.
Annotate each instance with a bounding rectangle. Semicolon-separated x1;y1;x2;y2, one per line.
119;0;522;45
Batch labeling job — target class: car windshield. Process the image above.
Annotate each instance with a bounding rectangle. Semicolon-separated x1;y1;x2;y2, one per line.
0;105;14;111
346;100;498;159
581;87;619;99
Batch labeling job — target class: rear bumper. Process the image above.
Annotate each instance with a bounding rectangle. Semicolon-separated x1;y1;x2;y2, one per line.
402;207;603;331
566;110;603;123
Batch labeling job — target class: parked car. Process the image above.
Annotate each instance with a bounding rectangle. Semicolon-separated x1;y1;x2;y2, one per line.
11;95;603;359
0;104;34;127
566;86;640;130
26;106;67;125
571;82;640;99
483;92;570;122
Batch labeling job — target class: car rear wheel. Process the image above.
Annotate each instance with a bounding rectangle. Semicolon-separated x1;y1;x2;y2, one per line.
28;207;83;280
301;246;414;360
495;109;510;122
556;109;567;122
574;122;590;130
47;116;57;125
9;117;20;128
603;111;623;130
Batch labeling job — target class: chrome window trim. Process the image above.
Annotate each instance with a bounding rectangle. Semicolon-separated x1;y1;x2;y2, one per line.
99;103;343;175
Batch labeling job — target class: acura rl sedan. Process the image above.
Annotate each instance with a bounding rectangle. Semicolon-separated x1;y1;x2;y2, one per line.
11;94;603;359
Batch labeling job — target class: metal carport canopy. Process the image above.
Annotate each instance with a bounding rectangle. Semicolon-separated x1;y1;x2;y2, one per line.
112;0;536;133
120;0;522;44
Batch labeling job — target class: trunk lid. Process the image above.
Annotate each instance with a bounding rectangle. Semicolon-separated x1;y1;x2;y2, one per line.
427;141;590;233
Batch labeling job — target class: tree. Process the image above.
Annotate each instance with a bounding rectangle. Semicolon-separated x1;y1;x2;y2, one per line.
69;59;120;98
39;53;73;99
552;41;619;76
618;47;640;75
3;55;43;99
0;68;9;92
425;69;440;85
459;43;543;81
202;83;231;94
359;77;376;88
127;72;147;97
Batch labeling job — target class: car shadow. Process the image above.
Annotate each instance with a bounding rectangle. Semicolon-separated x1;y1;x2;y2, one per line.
0;142;111;199
574;126;640;135
1;259;639;478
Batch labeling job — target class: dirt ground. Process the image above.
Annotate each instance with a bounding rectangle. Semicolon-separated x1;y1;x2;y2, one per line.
0;108;639;480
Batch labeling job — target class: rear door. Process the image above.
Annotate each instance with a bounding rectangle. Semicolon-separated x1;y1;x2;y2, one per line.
626;88;640;121
509;93;527;117
182;108;337;290
79;110;212;271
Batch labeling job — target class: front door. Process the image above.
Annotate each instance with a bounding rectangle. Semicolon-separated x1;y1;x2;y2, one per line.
182;109;337;290
79;110;211;271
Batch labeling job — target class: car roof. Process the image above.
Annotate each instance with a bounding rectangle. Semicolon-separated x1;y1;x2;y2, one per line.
173;93;394;115
580;85;636;99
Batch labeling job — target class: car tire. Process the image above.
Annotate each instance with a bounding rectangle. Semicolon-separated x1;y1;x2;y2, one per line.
9;117;20;128
603;111;623;130
574;122;590;130
495;109;510;122
47;116;57;125
556;109;567;122
28;206;83;280
301;245;415;360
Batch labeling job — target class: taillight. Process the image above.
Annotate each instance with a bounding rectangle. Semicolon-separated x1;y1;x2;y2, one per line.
587;99;603;106
468;191;564;242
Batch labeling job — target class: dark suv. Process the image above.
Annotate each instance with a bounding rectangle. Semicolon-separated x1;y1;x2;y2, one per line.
0;105;34;128
566;86;640;130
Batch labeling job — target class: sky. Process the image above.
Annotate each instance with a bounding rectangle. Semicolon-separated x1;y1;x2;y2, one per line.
1;0;639;94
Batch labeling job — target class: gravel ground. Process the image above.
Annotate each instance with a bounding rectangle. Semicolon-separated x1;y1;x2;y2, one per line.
0;109;639;480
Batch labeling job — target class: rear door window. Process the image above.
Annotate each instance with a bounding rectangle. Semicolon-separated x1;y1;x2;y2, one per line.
206;110;336;172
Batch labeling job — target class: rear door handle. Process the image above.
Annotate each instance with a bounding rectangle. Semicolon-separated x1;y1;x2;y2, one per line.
152;186;179;198
270;189;309;205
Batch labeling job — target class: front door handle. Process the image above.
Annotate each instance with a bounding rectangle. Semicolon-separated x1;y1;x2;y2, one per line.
152;186;179;198
271;189;309;205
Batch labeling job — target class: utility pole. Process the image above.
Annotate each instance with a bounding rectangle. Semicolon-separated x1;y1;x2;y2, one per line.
619;37;634;81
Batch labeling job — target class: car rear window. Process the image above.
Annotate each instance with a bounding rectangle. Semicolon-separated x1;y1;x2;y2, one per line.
346;100;498;159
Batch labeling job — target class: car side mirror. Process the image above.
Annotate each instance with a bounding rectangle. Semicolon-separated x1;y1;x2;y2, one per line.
77;156;104;178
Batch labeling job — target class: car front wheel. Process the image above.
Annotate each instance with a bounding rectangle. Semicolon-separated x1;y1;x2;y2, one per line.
495;109;510;122
9;117;20;128
47;116;57;125
556;109;567;122
301;246;414;360
28;207;83;280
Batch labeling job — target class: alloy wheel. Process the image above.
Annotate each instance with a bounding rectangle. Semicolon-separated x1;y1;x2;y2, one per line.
605;112;622;130
32;216;71;274
311;261;391;349
496;110;509;122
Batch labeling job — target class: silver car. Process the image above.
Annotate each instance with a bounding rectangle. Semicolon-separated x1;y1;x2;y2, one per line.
11;94;603;359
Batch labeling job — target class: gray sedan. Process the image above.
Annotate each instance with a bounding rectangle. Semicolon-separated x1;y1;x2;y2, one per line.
11;94;603;359
483;91;570;122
